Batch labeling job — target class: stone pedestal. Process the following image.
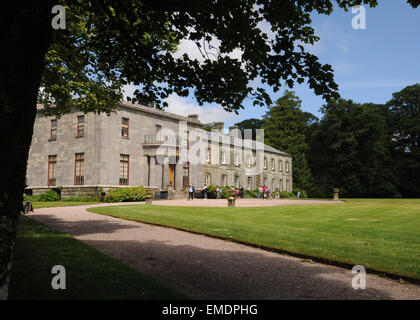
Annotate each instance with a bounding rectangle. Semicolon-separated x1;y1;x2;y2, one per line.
145;195;153;204
333;188;340;201
227;197;236;207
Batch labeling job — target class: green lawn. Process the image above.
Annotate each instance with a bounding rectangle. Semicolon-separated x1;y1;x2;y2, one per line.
28;201;100;209
88;199;420;280
9;215;186;299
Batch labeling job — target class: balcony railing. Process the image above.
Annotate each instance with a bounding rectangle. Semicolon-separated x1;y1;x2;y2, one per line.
143;135;178;145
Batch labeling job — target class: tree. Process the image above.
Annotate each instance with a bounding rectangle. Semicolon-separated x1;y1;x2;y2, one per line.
1;0;419;298
307;99;398;198
235;118;264;140
387;84;420;197
264;91;313;191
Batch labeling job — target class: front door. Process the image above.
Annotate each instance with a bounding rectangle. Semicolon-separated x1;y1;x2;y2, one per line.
168;164;174;187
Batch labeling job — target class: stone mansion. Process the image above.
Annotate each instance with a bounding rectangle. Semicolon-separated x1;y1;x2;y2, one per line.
25;101;293;198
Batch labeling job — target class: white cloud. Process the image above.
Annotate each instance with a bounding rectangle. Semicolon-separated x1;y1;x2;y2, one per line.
165;94;240;125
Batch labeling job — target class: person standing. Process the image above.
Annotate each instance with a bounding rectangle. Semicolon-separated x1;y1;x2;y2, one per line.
258;186;263;199
216;187;221;199
203;184;208;199
239;185;244;199
297;191;301;199
188;184;195;200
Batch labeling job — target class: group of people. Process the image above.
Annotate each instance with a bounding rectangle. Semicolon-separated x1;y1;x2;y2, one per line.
258;185;271;199
215;185;245;199
188;184;245;200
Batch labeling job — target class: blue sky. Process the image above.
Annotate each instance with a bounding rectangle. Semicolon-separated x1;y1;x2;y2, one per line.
125;2;420;128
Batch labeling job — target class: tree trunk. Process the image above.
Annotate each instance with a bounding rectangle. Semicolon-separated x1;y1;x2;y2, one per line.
0;1;54;299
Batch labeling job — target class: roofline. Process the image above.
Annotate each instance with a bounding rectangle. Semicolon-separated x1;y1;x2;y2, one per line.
118;101;204;126
36;101;205;127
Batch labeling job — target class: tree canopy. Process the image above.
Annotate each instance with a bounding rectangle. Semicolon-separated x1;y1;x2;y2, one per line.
39;0;397;116
264;91;313;191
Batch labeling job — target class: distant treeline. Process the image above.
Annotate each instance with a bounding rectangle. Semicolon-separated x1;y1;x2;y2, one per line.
235;84;420;198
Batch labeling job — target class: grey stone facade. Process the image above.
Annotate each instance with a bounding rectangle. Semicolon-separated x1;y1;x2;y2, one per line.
26;101;292;198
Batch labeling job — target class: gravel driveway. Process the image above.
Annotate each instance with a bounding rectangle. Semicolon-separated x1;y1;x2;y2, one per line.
28;203;420;300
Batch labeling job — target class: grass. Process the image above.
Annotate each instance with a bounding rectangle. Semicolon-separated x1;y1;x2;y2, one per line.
88;199;420;280
9;215;186;300
28;201;101;209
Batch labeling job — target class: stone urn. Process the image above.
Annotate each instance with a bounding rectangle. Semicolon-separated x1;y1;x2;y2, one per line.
144;195;153;204
227;188;236;198
333;188;340;201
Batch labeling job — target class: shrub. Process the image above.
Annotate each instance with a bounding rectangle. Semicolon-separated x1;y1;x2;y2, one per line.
24;189;61;202
279;191;294;198
61;196;101;202
244;189;259;198
206;185;233;199
104;186;147;203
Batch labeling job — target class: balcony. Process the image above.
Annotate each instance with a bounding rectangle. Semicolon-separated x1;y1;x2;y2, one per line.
143;135;178;146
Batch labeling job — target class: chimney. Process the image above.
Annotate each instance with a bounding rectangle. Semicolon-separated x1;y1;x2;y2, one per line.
188;114;199;122
229;125;241;138
214;122;224;132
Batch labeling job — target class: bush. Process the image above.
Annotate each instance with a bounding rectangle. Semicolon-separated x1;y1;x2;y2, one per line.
23;189;60;202
244;189;259;198
104;186;147;203
206;185;234;199
293;188;308;198
279;191;294;198
61;196;101;202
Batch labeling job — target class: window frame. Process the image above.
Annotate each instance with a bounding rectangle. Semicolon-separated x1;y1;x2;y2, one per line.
122;117;129;138
47;155;57;186
50;119;57;140
76;115;85;137
74;153;85;185
119;154;130;185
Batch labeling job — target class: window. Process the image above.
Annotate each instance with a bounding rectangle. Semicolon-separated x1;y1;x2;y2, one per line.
234;152;240;166
264;157;267;169
279;160;283;172
48;155;57;186
272;178;275;189
205;148;210;163
119;154;129;185
76;115;85;137
205;173;211;185
156;125;162;142
234;175;240;187
247;177;252;190
221;174;227;186
122;118;129;138
286;180;290;192
271;158;275;171
286;161;290;172
221;150;226;165
247;154;252;167
279;179;283;191
50;120;57;140
183;130;189;148
74;153;84;185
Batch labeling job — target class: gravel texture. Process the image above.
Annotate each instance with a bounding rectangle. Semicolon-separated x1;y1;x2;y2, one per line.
29;202;420;300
